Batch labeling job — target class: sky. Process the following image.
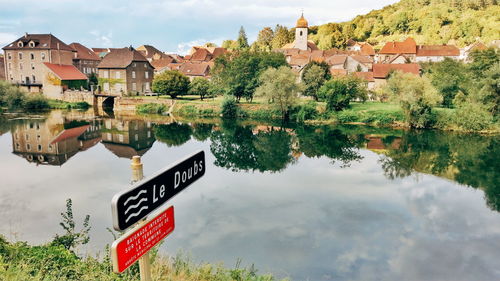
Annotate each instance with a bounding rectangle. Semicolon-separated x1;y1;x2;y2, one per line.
0;0;399;55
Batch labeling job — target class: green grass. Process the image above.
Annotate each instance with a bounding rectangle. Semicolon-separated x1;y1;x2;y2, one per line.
136;103;167;115
48;100;90;110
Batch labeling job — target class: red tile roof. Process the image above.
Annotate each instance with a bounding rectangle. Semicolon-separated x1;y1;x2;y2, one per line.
43;63;88;80
151;57;174;70
179;62;211;77
51;125;90;144
354;72;374;82
373;63;420;79
3;33;74;51
136;45;164;59
190;48;212;61
326;55;347;65
359;42;376;56
350;55;373;64
416;45;460;56
69;43;100;61
330;69;348;76
97;47;149;68
379;38;417;54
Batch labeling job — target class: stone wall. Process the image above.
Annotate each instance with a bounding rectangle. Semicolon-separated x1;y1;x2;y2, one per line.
114;97;173;112
61;90;95;104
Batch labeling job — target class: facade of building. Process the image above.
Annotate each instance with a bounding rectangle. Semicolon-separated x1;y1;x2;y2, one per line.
372;63;420;88
101;119;155;159
42;62;88;99
0;55;5;80
2;33;75;92
97;47;154;96
69;42;100;75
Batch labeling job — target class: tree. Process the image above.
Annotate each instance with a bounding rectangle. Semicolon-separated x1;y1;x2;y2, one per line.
384;71;442;128
318;76;368;111
213;51;287;102
255;27;274;52
236;26;249;50
426;58;469;107
469;48;500;78
222;40;236;49
301;61;331;101
271;25;293;49
153;123;192;146
51;199;90;252
256;66;300;120
476;63;500;116
152;70;190;99
188;77;211;100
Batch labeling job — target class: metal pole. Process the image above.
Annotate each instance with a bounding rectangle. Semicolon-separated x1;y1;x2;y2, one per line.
130;156;152;281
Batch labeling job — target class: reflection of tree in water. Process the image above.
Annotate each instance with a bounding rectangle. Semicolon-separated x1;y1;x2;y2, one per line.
192;123;214;142
295;126;364;167
153;123;193;147
380;131;500;212
210;121;295;172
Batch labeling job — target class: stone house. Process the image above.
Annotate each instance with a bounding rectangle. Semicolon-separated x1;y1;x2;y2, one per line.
2;33;75;92
101;119;155;159
346;55;373;72
353;72;375;90
69;42;100;75
0;55;5;80
41;62;88;99
97;47;154;96
178;62;211;80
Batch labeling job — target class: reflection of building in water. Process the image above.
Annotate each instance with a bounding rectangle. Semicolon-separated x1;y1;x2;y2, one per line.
365;135;401;153
101;119;155;159
11;117;102;166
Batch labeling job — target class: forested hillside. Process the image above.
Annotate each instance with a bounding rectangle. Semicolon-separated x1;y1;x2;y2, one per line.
306;0;500;49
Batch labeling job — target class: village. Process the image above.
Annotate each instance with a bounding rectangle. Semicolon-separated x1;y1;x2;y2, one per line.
0;13;497;101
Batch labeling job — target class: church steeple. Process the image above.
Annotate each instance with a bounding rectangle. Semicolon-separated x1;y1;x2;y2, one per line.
294;12;308;50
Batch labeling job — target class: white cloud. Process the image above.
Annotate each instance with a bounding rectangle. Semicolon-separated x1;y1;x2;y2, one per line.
0;32;18;48
89;30;113;47
172;37;226;55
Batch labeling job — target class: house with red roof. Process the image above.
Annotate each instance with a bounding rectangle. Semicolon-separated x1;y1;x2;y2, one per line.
416;45;460;63
97;47;154;96
376;38;417;63
2;33;76;92
69;42;100;75
41;62;88;99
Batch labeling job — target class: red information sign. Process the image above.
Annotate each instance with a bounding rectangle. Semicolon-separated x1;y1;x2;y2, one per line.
111;205;175;273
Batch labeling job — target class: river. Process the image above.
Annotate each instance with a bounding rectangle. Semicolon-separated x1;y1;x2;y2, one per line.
0;109;499;281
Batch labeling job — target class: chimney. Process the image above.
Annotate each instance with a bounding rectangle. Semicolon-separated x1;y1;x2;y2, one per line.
24;32;28;38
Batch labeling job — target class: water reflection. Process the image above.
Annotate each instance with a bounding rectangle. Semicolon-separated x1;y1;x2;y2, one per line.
1;110;500;280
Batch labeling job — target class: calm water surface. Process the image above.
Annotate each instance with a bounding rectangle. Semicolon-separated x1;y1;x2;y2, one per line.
0;110;499;281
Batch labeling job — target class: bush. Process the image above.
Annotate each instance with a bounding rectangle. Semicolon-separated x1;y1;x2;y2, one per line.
152;70;190;99
136;103;167;115
293;101;318;122
318;76;367;112
454;102;493;131
221;95;239;118
335;111;359;123
22;94;50;110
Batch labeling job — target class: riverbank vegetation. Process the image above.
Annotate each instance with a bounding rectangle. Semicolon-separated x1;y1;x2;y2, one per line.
0;199;282;281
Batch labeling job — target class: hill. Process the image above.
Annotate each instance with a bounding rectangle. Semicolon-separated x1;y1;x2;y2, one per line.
307;0;500;49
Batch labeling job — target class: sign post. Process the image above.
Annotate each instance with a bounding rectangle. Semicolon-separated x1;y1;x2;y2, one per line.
111;151;206;280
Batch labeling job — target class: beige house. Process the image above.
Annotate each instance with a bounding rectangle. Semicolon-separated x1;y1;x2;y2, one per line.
69;42;100;75
2;33;75;92
97;47;154;96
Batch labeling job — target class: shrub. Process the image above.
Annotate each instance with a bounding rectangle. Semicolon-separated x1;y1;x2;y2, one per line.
453;102;493;131
293;101;318;122
221;95;239;118
22;94;50;110
136;103;167;115
335;111;359;123
318;76;367;111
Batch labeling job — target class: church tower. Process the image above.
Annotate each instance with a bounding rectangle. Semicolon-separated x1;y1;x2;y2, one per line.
294;13;309;51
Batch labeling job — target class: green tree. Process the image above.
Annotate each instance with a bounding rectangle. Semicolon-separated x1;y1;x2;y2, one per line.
255;27;274;52
384;71;442;128
236;26;250;50
318;76;368;111
271;25;293;49
188;77;211;100
256;66;301;120
153;123;192;146
213;51;287;102
301;61;331;101
152;70;190;99
222;40;236;49
469;48;500;78
426;58;469;107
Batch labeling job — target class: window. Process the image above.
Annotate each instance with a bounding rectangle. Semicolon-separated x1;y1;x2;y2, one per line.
132;82;137;91
8;63;11;70
300;31;303;36
29;41;35;48
30;53;34;60
103;82;110;91
118;134;124;142
16;143;20;149
145;71;149;79
26;144;31;151
135;134;138;141
37;144;42;151
103;71;109;78
115;71;121;79
144;63;147;68
145;82;150;91
147;131;151;138
19;63;23;70
133;63;137;67
132;71;136;79
32;75;36;83
18;41;23;47
19;53;23;60
41;53;45;60
37;135;41;142
7;52;11;60
31;63;35;70
48;145;52;152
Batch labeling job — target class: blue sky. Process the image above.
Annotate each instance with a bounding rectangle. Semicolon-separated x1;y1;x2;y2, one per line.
0;0;398;54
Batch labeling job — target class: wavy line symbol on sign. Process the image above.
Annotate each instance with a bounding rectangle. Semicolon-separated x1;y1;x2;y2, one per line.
125;206;149;223
123;189;147;206
124;198;148;215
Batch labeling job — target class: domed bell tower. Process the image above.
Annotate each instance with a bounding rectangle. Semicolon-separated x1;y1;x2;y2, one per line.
295;13;309;51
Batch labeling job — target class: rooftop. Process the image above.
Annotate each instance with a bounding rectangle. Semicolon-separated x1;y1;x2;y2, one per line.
43;63;88;80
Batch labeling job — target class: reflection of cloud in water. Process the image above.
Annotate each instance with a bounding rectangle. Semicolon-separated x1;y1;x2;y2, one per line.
1;128;500;280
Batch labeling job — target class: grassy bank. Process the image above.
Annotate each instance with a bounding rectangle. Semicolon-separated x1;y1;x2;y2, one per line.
0;236;282;281
48;99;90;110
